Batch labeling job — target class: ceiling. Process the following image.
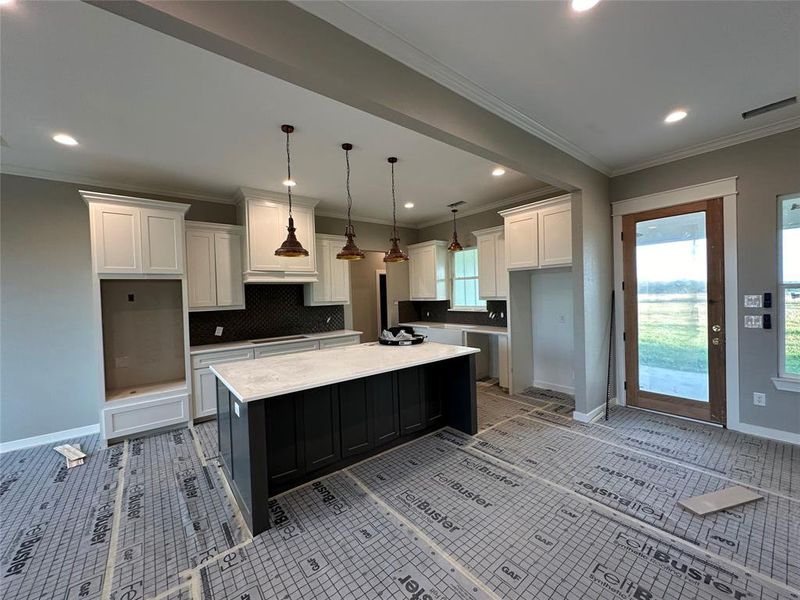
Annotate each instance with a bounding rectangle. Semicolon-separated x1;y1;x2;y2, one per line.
0;2;550;227
299;0;800;174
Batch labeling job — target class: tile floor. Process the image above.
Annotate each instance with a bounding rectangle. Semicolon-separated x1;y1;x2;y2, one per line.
1;386;797;599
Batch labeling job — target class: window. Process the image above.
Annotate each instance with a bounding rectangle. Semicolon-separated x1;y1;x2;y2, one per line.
451;247;486;310
779;193;800;379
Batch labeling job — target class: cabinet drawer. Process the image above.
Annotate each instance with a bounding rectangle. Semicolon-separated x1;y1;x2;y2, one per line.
104;393;187;439
191;348;254;369
319;335;360;349
254;340;320;358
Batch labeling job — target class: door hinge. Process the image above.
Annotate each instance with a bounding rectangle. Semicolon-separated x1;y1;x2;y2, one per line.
624;381;628;391
623;331;626;342
621;281;625;291
621;231;624;241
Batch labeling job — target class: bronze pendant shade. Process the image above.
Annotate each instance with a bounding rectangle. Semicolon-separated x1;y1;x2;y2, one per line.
336;143;365;261
448;208;464;252
383;157;409;263
275;124;309;258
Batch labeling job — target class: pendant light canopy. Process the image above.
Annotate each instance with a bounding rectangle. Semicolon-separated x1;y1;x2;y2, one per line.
383;157;409;263
448;208;464;252
275;124;309;258
336;143;365;261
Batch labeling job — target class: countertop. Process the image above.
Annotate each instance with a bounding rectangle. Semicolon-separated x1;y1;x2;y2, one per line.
211;341;480;402
399;321;508;336
190;329;363;355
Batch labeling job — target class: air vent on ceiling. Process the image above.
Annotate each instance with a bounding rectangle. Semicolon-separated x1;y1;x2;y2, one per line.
447;201;467;208
741;96;797;120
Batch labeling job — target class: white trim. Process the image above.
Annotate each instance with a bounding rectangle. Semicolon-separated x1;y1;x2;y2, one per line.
772;377;800;393
498;194;572;218
80;190;191;213
534;380;575;396
612;179;741;437
612;177;737;216
0;423;101;454
185;221;243;233
611;117;800;176
0;163;237;204
417;186;563;229
296;1;611;175
572;403;606;424
728;421;800;446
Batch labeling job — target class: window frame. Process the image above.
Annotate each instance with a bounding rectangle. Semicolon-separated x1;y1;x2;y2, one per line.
778;193;800;381
449;246;486;311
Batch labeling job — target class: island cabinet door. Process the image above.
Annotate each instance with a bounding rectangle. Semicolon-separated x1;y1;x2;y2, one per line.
339;379;373;458
423;365;445;427
267;393;306;485
303;386;341;471
398;367;425;435
369;372;399;446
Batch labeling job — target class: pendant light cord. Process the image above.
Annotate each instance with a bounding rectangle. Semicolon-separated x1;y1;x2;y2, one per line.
345;147;354;235
391;161;398;239
452;209;457;233
285;128;293;217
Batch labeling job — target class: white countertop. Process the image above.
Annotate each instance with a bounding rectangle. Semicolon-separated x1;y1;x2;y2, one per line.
211;341;480;402
190;329;362;355
399;321;508;336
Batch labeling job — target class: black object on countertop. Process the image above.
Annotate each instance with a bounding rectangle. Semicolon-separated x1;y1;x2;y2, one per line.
378;335;426;346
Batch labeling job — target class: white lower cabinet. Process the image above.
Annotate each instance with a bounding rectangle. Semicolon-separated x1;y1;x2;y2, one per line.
253;340;320;358
318;334;360;349
103;389;189;440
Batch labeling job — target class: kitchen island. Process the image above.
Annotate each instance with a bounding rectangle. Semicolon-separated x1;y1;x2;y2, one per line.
211;341;479;534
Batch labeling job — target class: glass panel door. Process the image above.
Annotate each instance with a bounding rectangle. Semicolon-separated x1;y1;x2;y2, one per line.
622;198;726;424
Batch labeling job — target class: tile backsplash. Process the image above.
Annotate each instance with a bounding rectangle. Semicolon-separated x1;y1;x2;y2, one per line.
189;285;344;346
398;300;507;327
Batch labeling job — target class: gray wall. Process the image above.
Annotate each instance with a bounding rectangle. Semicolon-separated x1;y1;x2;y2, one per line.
611;128;800;435
0;173;236;443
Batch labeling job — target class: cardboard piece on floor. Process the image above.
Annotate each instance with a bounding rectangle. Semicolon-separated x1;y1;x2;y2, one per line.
53;443;85;468
678;485;762;515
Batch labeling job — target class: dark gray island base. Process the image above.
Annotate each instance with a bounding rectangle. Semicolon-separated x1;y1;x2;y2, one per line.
215;354;476;535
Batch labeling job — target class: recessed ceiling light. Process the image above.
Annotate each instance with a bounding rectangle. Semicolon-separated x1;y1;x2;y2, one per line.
282;178;296;187
404;202;414;209
492;167;506;177
0;0;16;8
571;0;601;12
52;133;79;146
664;110;688;124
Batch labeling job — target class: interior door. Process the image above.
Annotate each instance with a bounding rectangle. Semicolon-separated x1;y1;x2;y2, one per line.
622;198;726;424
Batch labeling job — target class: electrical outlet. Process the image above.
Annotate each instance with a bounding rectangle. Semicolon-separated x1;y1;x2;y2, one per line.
744;294;762;308
214;326;224;336
744;315;762;329
753;392;766;407
559;314;566;324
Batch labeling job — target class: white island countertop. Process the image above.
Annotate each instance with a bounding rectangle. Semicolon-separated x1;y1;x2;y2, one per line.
211;341;480;403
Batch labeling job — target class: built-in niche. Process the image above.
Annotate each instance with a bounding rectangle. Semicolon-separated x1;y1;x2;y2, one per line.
100;279;185;401
531;268;574;394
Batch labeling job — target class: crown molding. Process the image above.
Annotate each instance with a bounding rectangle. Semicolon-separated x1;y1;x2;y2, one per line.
416;185;563;229
0;163;237;205
611;117;800;177
296;1;611;176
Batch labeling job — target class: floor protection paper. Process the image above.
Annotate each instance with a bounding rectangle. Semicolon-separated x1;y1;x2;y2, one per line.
192;421;220;462
349;430;795;600
110;429;246;600
0;434;124;600
197;471;493;600
472;416;800;589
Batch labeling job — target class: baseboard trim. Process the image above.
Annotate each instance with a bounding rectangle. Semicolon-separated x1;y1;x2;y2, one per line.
0;423;101;454
572;403;607;424
729;421;800;446
533;380;575;396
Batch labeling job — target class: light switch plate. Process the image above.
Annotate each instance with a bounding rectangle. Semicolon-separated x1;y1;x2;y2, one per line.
214;326;224;336
744;315;762;329
233;402;240;417
753;392;766;406
744;294;762;308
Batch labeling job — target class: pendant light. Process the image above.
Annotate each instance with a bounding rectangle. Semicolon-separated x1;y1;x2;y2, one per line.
383;157;409;263
275;124;309;258
336;143;365;261
447;207;464;252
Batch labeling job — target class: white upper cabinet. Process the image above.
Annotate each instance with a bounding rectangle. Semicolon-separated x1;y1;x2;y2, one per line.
408;240;448;300
82;192;189;276
236;187;318;283
499;195;572;271
473;226;507;299
185;222;245;311
304;234;351;305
